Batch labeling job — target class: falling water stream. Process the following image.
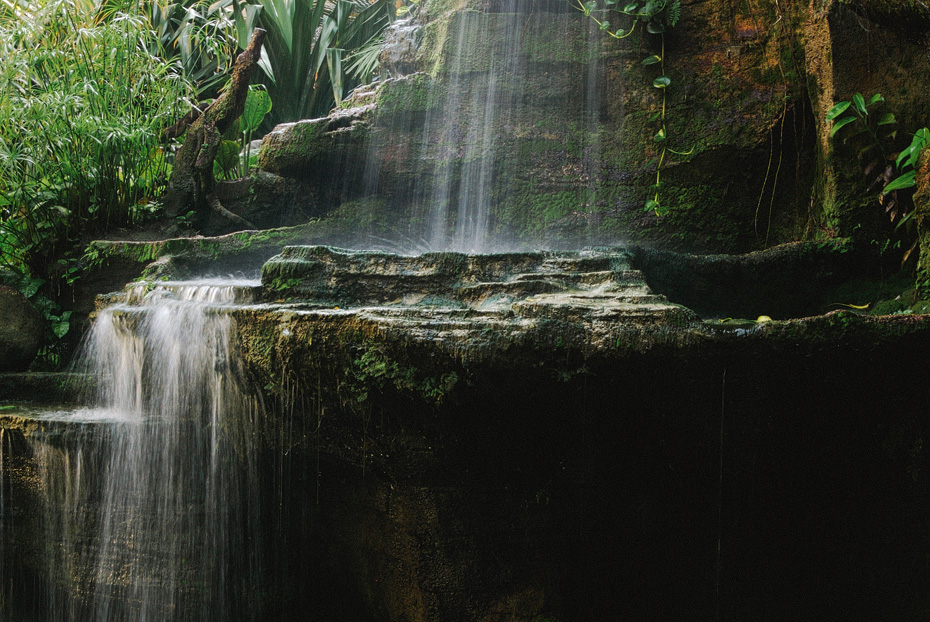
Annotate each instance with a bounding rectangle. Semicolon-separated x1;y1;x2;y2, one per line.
365;0;606;253
2;280;263;621
4;3;615;618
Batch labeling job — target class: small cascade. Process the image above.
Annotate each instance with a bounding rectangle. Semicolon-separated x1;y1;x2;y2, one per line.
355;0;606;253
3;279;264;621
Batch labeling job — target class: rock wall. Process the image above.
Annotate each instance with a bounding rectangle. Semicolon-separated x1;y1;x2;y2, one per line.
0;286;44;372
226;247;930;620
230;246;930;621
8;244;930;620
804;0;930;240
246;0;930;258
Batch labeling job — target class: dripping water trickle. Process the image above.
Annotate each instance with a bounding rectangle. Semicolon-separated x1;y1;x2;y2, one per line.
9;278;264;621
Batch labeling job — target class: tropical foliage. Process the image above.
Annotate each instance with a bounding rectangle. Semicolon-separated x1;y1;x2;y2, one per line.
0;0;396;366
827;93;929;265
144;0;242;98
231;0;396;125
0;0;193;279
0;0;397;277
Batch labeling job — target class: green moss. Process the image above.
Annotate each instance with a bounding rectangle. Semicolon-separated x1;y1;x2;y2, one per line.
348;342;460;405
422;11;595;77
376;74;440;116
494;182;585;239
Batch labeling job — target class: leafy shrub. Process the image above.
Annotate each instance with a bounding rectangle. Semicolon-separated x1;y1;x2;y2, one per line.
0;0;193;278
144;0;241;98
827;93;929;264
232;0;396;125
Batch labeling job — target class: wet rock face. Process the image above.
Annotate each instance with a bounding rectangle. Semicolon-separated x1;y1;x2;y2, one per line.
260;245;698;335
248;0;930;255
10;243;930;620
380;17;422;78
253;0;817;253
233;247;930;621
805;0;930;241
0;285;44;372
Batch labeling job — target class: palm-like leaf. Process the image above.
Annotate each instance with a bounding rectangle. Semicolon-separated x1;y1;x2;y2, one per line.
144;0;239;98
233;0;394;125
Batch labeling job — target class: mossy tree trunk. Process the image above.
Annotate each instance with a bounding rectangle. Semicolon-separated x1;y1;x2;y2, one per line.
164;28;266;229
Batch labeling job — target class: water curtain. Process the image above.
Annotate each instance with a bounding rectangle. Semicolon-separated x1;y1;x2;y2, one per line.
18;280;262;620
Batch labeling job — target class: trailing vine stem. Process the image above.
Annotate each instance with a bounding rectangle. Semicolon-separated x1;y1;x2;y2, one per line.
578;0;688;216
649;32;668;216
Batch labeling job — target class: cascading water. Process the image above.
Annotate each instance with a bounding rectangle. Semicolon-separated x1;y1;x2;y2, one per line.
2;279;263;621
365;0;607;253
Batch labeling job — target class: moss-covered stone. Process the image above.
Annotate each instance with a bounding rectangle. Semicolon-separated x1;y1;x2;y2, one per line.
227;246;930;620
0;373;89;404
248;0;929;257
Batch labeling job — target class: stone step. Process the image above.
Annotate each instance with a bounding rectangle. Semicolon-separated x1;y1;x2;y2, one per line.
263;246;639;303
259;246;675;321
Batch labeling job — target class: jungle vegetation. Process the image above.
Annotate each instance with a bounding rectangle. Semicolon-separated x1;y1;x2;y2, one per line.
0;0;396;360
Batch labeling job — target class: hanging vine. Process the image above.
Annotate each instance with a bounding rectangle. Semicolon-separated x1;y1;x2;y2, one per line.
578;0;689;216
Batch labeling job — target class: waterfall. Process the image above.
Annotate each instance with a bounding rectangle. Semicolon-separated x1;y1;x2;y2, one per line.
365;0;606;253
5;279;263;621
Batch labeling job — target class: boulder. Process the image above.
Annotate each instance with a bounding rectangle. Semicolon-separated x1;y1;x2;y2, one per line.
0;285;44;372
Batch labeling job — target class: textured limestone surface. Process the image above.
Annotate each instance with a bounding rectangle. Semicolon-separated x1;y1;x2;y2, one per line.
7;244;930;620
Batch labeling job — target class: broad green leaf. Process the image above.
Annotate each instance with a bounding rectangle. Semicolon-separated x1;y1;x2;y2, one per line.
648;110;662;122
327;48;345;106
644;198;660;213
877;112;896;126
867;93;884;107
653;75;671;88
21;277;44;299
896;127;930;169
623;2;638;12
654;128;666;142
214;140;240;177
234;6;264;51
830;116;857;137
641;54;662;66
600;20;611;30
825;101;850;120
897;147;917;171
643;0;658;14
583;0;596;14
882;171;916;194
909;127;930;166
852;92;867;117
52;320;70;338
241;87;272;133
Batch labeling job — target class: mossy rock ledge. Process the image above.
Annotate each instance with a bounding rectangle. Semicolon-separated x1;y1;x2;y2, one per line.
220;245;930;621
4;244;930;619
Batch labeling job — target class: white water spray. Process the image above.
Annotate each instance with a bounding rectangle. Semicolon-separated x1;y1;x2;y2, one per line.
17;279;263;621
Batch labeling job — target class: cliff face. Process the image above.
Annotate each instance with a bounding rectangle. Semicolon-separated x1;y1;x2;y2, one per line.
4;0;930;618
230;246;930;621
5;243;930;620
249;0;929;257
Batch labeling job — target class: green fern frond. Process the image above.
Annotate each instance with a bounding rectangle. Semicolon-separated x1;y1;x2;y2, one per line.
665;0;681;27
